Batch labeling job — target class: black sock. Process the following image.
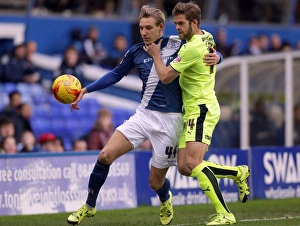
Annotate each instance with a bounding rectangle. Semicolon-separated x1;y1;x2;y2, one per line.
156;178;170;203
86;160;110;208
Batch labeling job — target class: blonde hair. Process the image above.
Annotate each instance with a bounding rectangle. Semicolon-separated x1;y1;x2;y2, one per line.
97;108;111;118
93;108;113;130
139;5;165;26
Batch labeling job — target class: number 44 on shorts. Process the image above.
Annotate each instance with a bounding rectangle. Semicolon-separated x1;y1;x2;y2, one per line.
165;147;177;158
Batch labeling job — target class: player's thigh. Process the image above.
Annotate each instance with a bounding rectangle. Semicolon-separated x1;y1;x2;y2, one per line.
177;147;191;176
117;111;149;149
98;130;132;164
178;148;187;167
150;112;182;169
149;165;169;190
202;102;220;144
184;102;220;146
178;141;208;171
185;141;208;168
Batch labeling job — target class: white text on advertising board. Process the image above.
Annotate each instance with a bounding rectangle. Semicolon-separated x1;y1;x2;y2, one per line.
264;152;300;184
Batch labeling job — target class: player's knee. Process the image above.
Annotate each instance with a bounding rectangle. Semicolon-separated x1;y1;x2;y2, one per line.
98;151;114;164
185;157;203;171
149;179;158;190
149;181;158;191
149;178;162;191
177;165;191;176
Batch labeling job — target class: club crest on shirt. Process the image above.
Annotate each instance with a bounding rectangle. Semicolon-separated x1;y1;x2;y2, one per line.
173;55;181;63
167;40;181;49
202;34;215;49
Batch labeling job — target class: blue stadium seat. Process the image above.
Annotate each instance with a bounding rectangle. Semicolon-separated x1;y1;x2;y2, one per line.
17;83;31;95
109;108;132;128
63;137;72;151
48;95;63;106
21;95;33;105
32;92;50;105
85;98;102;109
49;126;70;138
78;117;93;133
4;83;16;93
32;108;45;118
31;117;52;130
26;87;135;149
32;104;53;118
78;99;89;109
31;117;53;139
0;83;5;92
28;84;46;97
0;93;8;110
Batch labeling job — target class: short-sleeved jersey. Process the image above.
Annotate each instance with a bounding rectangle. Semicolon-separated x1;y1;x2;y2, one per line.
114;35;184;113
170;30;217;107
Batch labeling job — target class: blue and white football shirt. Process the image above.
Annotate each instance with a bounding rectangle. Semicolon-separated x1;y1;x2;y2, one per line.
86;36;184;113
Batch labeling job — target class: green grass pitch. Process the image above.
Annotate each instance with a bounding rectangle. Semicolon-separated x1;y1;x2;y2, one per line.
0;198;299;226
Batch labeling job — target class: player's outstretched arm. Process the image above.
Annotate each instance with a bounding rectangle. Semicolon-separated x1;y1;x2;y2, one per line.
70;88;88;112
70;70;124;112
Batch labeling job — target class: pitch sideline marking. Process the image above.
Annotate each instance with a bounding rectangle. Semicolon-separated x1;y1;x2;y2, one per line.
155;215;300;226
240;215;300;222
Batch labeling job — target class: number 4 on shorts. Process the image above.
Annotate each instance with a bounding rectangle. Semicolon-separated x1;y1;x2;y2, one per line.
165;147;177;158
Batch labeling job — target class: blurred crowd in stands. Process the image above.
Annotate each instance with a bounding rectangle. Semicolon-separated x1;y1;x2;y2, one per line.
0;0;300;154
215;28;300;58
0;0;298;25
0;41;40;84
0;89;152;154
29;0;300;25
1;24;299;87
0;25;129;87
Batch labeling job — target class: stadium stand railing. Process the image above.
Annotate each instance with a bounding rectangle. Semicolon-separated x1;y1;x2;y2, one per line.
216;50;300;148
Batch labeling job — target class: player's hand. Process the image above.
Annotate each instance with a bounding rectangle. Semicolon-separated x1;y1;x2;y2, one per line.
203;47;220;66
143;39;162;58
70;88;87;112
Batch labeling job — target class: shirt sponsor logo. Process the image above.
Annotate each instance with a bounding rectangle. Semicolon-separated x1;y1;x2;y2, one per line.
264;151;300;184
143;56;175;63
144;58;152;63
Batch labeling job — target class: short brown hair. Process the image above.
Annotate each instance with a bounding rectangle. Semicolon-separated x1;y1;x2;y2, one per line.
172;1;201;26
140;5;165;26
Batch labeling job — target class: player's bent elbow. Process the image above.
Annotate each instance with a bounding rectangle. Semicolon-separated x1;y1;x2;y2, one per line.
160;76;174;84
160;69;178;84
